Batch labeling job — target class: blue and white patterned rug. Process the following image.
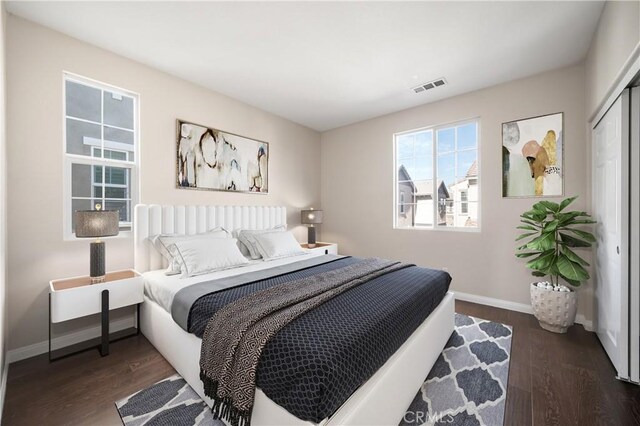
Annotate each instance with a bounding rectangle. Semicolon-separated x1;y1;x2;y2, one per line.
116;314;512;426
399;314;512;426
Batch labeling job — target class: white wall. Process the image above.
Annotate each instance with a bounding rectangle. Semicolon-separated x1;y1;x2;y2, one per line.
0;0;8;410
321;64;592;321
5;15;321;353
585;0;640;119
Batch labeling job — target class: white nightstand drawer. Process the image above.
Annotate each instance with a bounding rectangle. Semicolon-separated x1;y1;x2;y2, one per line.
300;242;338;255
50;269;143;323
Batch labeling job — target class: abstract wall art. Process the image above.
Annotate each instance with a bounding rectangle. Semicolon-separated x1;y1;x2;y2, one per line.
502;112;563;198
176;120;268;193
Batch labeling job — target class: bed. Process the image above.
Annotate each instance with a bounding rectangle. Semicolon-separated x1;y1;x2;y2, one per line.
134;204;455;425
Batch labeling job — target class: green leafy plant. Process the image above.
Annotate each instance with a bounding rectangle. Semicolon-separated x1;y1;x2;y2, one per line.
515;196;596;287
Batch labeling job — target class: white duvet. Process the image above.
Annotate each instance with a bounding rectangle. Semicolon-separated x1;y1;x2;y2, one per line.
143;251;325;312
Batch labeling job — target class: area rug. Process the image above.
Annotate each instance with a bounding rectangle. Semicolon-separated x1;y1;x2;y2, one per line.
399;314;512;426
116;314;511;426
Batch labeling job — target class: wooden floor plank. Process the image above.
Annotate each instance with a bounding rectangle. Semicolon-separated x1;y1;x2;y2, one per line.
2;301;639;425
2;337;175;426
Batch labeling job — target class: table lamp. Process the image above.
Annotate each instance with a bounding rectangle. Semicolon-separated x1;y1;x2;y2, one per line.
75;204;119;283
301;208;323;248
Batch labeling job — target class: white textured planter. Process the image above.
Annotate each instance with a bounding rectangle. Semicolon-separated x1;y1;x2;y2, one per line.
530;283;578;333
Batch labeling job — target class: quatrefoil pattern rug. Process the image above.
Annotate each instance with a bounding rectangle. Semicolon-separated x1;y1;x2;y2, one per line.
116;314;511;426
400;314;512;426
116;374;221;426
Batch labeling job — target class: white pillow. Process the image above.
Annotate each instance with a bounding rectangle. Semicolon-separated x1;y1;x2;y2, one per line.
237;226;286;260
151;227;230;275
252;231;305;261
170;238;249;277
231;229;251;257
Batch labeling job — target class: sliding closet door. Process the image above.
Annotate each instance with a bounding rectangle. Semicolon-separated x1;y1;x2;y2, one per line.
593;90;629;380
630;86;640;383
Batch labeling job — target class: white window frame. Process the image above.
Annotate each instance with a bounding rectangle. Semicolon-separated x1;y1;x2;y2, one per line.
393;117;481;232
62;72;140;240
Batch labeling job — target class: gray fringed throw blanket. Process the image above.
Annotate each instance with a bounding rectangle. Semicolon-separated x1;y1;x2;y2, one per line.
199;258;408;426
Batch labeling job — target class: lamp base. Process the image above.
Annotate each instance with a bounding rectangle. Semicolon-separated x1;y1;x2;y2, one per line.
90;240;106;285
307;226;316;248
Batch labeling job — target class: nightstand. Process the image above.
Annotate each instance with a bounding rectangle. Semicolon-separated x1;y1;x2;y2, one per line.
300;242;338;255
49;269;143;361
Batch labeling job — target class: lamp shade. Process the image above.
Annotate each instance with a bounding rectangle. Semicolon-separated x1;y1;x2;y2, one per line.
301;209;323;225
75;210;120;238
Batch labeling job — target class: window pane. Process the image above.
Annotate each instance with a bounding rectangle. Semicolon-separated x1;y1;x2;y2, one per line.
463;202;478;227
437;128;455;153
414;131;433;157
456;149;477;178
66;80;101;122
414;198;434;226
397;158;431;181
396;203;416;228
437;152;455;189
412;180;433;201
457;123;477;150
444;202;478;227
466;186;478;202
104;150;127;161
396;134;414;159
94;166;102;183
105;200;130;223
104;91;134;130
104;186;127;199
71;163;93;197
105;166;128;185
104;126;134;161
436;194;451;226
94;185;103;198
66;119;101;156
397;182;415;203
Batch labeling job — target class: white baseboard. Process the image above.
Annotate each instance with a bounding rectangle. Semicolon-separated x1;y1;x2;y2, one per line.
454;291;594;332
7;316;135;363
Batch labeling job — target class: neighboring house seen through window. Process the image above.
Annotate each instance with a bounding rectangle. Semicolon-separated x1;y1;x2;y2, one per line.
394;119;479;230
63;73;139;237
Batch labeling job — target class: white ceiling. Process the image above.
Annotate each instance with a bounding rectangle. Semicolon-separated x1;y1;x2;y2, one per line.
6;1;604;132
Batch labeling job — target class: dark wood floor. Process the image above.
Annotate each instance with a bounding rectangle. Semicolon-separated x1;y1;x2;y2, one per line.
2;301;640;425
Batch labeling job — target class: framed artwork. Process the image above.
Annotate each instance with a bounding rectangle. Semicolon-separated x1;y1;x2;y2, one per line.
502;112;563;198
176;120;268;193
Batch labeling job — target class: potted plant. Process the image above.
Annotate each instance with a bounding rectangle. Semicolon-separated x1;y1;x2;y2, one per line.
515;196;595;333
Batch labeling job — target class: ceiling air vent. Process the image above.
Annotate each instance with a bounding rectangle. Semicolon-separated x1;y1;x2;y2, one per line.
412;78;447;94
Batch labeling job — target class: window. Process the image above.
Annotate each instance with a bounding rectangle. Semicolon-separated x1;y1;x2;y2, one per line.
394;119;479;230
63;74;139;237
460;190;468;214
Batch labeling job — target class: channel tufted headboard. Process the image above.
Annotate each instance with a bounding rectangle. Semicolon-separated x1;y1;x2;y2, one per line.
134;204;287;273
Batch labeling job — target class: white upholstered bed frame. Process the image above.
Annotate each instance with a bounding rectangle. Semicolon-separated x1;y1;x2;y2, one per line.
134;204;455;425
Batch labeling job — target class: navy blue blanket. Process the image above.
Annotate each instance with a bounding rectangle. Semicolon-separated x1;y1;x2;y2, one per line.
187;257;451;423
